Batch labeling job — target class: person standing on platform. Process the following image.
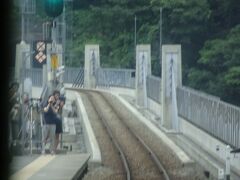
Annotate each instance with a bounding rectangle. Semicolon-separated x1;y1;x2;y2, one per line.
42;95;58;155
52;90;65;153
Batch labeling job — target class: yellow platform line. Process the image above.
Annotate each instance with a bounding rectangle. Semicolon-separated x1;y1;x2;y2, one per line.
10;155;56;180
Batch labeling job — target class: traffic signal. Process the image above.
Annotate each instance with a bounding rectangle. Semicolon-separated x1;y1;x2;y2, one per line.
44;0;63;18
32;40;47;68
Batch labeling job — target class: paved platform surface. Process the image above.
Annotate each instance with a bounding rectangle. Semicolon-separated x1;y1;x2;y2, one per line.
10;155;40;175
10;153;90;180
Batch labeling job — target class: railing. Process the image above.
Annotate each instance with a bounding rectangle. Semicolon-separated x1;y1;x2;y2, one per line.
24;68;42;87
146;75;161;103
96;68;135;89
14;67;240;149
71;68;84;88
177;86;240;149
40;84;49;105
12;67;82;86
64;67;83;84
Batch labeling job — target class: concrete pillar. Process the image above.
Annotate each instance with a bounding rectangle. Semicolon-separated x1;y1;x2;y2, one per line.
42;64;47;86
14;41;30;82
135;44;151;108
56;44;63;84
84;45;100;89
46;43;63;92
161;45;182;130
24;78;32;99
56;44;63;66
46;43;53;93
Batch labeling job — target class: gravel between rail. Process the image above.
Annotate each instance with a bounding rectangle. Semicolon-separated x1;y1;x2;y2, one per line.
80;90;207;180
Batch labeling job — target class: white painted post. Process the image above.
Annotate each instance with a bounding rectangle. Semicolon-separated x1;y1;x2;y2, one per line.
218;168;224;180
225;145;231;180
46;43;53;93
56;44;63;83
161;45;182;130
135;44;151;108
84;45;100;89
42;64;47;86
15;42;30;83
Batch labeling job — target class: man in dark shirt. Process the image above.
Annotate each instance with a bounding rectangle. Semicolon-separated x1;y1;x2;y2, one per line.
42;95;58;154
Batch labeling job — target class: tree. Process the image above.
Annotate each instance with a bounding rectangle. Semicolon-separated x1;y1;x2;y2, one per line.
188;25;240;105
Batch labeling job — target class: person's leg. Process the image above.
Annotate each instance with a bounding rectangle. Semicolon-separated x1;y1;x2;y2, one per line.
54;118;62;152
54;133;60;152
42;125;49;154
49;124;56;154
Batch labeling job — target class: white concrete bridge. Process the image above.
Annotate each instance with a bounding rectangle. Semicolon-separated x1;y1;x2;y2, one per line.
13;43;240;180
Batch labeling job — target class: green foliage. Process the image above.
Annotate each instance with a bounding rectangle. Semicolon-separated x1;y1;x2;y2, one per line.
189;25;240;105
11;0;240;105
67;3;137;68
188;68;214;90
224;67;240;86
68;0;211;72
223;66;240;105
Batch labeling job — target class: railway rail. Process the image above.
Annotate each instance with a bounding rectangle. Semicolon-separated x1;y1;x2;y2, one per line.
85;90;170;180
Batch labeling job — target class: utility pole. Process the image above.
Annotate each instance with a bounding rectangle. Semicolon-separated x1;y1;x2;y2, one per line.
62;2;66;66
21;0;25;42
159;7;163;65
51;19;58;92
134;15;137;49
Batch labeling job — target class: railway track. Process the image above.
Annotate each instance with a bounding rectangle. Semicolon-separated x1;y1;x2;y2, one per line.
85;90;170;180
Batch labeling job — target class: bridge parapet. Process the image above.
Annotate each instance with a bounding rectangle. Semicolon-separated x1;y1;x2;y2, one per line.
147;75;161;104
177;86;240;149
96;68;135;88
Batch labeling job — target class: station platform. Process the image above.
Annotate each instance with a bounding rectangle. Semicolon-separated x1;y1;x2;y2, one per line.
10;153;90;180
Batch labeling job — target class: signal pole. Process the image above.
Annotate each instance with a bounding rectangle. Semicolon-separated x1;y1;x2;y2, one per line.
135;15;137;49
159;7;163;65
21;0;25;42
44;0;64;91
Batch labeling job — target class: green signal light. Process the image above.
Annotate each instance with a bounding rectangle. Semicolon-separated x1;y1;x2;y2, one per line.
44;0;63;18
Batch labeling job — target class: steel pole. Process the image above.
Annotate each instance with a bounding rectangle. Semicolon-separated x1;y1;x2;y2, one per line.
21;0;25;42
159;7;163;65
134;15;137;49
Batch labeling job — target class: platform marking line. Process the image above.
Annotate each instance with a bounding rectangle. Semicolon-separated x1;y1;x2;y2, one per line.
10;155;56;180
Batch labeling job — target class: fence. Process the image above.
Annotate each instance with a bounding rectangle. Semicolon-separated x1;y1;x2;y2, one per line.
25;67;82;85
64;67;83;84
71;68;84;88
24;68;42;87
16;67;240;149
177;86;240;149
146;75;161;103
96;68;135;88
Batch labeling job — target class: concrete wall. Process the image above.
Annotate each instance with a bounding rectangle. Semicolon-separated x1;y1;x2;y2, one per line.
97;87;135;97
147;98;162;120
73;91;102;168
180;117;240;176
